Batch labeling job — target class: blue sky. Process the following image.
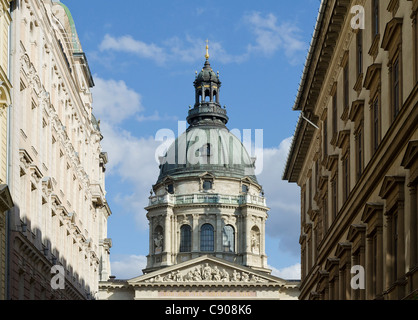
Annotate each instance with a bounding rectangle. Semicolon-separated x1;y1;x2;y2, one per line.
60;0;320;279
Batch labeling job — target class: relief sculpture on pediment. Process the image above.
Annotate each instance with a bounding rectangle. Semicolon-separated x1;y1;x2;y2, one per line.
145;262;268;284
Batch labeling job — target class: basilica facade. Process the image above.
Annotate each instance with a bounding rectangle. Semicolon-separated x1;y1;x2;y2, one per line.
98;51;300;300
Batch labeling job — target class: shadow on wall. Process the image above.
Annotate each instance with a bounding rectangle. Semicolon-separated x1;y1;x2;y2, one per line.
7;205;96;300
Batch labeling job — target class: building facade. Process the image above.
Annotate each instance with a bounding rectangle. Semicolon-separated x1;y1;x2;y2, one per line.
99;51;300;300
0;0;14;301
283;0;418;300
6;0;111;300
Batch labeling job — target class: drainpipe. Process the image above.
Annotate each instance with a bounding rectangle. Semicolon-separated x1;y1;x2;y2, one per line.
5;0;16;301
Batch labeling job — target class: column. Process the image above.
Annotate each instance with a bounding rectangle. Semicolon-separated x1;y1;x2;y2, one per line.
192;214;199;254
261;216;266;267
366;237;373;299
216;212;222;254
385;215;393;289
339;269;344;300
397;201;406;298
346;263;352;300
376;226;383;297
164;213;172;265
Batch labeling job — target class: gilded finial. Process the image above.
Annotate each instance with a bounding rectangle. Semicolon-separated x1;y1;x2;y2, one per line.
205;39;210;60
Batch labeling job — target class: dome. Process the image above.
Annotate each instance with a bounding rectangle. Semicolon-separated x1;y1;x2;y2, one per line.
195;60;220;85
157;126;258;184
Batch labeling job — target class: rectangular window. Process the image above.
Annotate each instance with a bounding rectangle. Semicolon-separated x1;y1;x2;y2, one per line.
373;97;380;152
301;189;306;225
332;177;338;220
357;30;363;76
308;177;312;210
343;155;350;202
344;63;349;109
372;0;380;37
323;118;328;157
373;234;378;297
392;57;400;120
393;214;398;281
333;91;338;136
356;128;363;180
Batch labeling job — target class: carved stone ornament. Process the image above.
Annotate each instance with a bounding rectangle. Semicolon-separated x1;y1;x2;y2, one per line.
144;262;267;284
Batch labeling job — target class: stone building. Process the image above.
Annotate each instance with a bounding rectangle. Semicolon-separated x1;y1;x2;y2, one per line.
0;0;14;301
99;48;299;300
283;0;418;300
6;0;111;300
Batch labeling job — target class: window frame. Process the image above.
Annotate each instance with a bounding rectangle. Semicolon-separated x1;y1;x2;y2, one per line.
357;29;363;77
200;223;214;252
180;225;192;253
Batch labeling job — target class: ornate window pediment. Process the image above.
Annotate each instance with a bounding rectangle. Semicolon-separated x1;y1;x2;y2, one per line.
401;140;418;184
363;64;382;95
0;185;13;212
335;242;352;267
348;224;366;253
349;100;364;131
336;130;350;153
325;154;339;172
379;176;405;214
361;202;383;225
381;18;403;53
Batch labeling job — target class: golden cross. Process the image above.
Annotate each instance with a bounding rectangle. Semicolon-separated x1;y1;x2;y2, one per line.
205;39;210;60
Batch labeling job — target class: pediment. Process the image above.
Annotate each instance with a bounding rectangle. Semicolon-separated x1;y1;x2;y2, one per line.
0;185;13;211
336;130;350;149
161;176;175;184
335;241;352;259
347;224;366;242
241;176;254;184
378;176;405;200
401;140;418;169
381;17;403;51
199;172;215;179
128;256;287;286
361;202;383;223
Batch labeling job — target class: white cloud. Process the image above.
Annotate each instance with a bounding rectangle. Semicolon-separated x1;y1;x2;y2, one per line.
136;111;178;123
270;263;301;280
99;122;161;228
110;254;147;279
97;12;307;67
244;12;307;65
91;76;144;125
99;34;167;65
256;137;301;256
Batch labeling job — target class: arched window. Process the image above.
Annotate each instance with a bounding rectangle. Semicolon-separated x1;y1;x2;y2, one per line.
200;224;214;252
180;225;192;253
222;225;235;253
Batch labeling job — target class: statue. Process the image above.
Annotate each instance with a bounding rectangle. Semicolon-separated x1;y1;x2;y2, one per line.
203;263;212;281
154;232;163;254
251;233;259;254
212;266;221;281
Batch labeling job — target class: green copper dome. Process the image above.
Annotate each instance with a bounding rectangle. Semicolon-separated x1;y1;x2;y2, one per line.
157;126;258;184
196;60;220;84
156;54;257;185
